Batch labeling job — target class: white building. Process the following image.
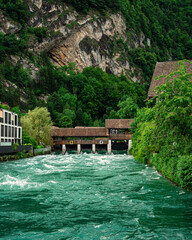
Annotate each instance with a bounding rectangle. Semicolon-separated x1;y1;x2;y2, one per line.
0;108;22;146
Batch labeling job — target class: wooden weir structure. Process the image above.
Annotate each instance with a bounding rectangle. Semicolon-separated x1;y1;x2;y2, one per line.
52;119;134;154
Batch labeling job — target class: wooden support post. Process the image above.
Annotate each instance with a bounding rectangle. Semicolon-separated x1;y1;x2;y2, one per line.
128;140;132;152
107;140;112;155
62;144;66;155
77;144;81;154
92;144;96;154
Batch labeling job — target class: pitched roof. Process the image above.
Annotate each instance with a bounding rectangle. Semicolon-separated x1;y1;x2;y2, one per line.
51;127;107;137
148;61;192;98
105;119;134;129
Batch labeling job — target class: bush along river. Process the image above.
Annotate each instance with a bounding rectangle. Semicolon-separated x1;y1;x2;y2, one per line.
0;153;191;239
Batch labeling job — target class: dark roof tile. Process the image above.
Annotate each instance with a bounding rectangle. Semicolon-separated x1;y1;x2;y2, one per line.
148;61;192;98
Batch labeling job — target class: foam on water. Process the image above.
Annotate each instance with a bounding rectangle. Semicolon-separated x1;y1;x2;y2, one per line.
0;175;29;188
0;175;46;190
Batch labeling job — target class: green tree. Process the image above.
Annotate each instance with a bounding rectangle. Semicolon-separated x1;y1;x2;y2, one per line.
22;133;38;149
58;115;73;128
147;61;192;150
117;96;139;119
132;61;192;161
21;107;53;146
108;110;119;119
47;87;77;126
11;106;22;116
0;0;30;25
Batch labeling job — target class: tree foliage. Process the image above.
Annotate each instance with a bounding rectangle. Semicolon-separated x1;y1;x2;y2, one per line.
117;96;138;119
0;33;27;62
21;107;53;146
131;61;192;190
0;0;30;25
22;133;38;149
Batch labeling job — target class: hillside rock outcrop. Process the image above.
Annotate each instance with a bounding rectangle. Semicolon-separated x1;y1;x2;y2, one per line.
26;1;147;80
0;0;148;81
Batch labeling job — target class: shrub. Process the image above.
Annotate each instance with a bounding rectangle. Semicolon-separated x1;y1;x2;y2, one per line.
22;134;38;149
0;104;10;110
0;33;27;62
37;145;44;149
13;143;19;150
176;155;192;190
28;27;48;43
0;0;30;25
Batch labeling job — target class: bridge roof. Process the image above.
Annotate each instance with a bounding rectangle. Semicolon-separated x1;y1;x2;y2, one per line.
52;127;107;137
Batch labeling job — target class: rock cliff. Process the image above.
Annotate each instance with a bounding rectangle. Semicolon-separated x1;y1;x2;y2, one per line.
1;0;148;81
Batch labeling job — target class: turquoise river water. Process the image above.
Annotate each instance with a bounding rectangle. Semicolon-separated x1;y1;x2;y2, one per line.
0;153;192;239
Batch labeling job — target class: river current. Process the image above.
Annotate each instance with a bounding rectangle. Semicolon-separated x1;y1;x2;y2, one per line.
0;153;191;239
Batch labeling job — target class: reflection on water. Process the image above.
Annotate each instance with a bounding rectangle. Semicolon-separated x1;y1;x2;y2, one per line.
0;154;191;239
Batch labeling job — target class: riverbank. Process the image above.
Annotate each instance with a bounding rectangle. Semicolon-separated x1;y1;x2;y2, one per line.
149;153;192;192
0;148;51;162
131;155;191;192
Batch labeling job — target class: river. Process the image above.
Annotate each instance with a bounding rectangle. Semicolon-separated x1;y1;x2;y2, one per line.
0;153;191;239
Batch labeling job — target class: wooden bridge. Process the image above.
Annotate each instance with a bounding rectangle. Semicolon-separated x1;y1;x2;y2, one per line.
52;119;134;154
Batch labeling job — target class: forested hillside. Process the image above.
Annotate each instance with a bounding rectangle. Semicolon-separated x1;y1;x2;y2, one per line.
0;0;191;127
66;0;192;59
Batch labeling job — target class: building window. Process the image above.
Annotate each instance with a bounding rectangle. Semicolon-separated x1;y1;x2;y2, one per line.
9;113;11;124
15;115;18;126
9;126;11;137
1;125;4;137
5;126;7;137
15;127;17;138
12;127;14;137
5;112;8;124
19;128;21;138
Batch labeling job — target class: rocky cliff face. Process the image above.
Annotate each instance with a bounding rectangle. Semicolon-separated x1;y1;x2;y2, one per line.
0;11;20;34
1;0;149;81
50;13;132;76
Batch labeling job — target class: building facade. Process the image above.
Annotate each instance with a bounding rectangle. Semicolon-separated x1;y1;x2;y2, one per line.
0;108;22;146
